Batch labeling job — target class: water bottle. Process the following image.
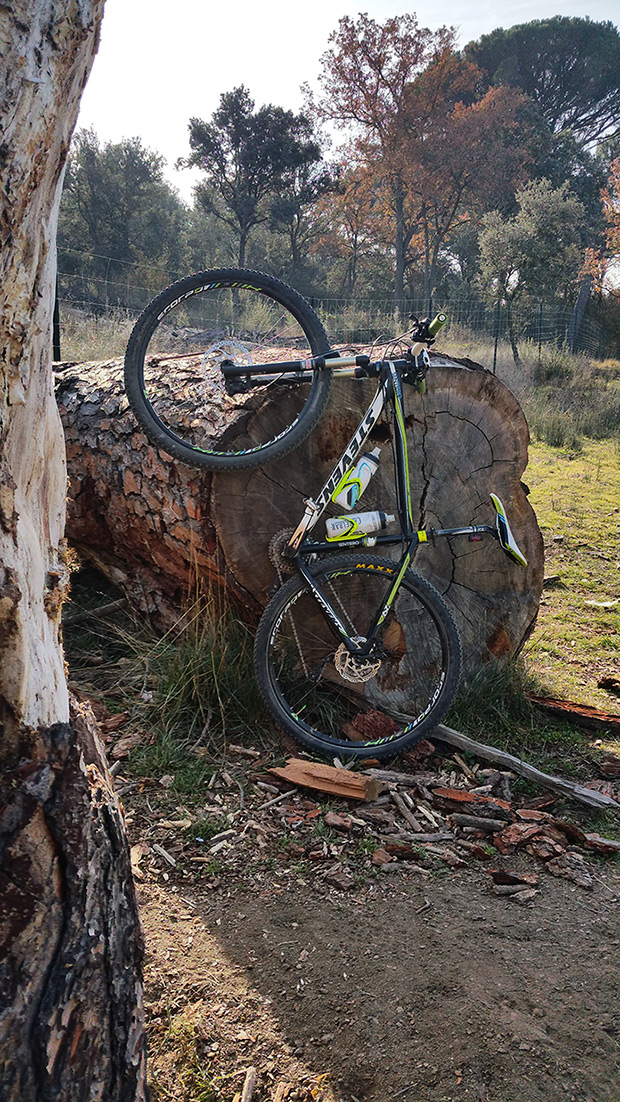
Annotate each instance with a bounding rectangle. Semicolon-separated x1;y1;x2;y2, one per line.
331;447;381;510
325;511;396;541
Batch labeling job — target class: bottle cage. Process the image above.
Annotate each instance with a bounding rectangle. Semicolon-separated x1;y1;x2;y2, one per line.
490;494;528;567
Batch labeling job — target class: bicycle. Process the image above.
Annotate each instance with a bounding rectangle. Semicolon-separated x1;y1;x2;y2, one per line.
124;268;527;761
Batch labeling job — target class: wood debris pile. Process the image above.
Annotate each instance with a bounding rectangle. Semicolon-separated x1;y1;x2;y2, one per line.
117;737;620;904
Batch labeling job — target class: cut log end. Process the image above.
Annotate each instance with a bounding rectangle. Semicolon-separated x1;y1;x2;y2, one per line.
56;353;543;677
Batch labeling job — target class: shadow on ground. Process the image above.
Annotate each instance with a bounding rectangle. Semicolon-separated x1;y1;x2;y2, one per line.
140;866;620;1102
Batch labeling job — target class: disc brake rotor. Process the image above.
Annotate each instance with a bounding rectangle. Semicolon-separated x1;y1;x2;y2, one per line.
334;638;382;683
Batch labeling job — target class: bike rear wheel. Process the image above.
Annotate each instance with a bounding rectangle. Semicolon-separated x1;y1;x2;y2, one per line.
255;555;461;760
124;268;332;471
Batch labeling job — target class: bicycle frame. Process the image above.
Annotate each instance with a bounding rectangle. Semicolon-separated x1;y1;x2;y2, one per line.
281;359;509;657
223;340;527;657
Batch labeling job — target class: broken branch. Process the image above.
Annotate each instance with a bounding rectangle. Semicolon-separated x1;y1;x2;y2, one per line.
435;724;620;815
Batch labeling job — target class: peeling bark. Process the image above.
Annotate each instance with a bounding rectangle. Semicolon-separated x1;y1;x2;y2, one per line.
56;353;543;677
1;4;148;1097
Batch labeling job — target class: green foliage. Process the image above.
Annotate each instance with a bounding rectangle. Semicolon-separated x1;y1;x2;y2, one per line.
479;178;587;363
179;86;327;268
465;17;620;148
479;178;585;303
58;129;189;310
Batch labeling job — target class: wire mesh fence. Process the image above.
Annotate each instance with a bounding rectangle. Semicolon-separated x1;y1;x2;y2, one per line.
55;247;613;363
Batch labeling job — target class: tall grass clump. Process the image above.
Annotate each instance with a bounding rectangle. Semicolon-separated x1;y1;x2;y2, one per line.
447;659;535;739
59;306;135;361
445;659;586;761
441;326;620;450
138;594;270;762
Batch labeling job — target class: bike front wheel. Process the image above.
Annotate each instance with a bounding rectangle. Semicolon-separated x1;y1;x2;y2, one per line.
124;268;333;471
255;555;461;760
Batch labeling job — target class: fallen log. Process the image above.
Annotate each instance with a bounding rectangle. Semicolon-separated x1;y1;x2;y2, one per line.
527;694;620;736
435;724;620;814
55;351;543;679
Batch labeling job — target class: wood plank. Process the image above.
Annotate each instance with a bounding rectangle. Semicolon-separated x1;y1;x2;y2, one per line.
268;758;385;802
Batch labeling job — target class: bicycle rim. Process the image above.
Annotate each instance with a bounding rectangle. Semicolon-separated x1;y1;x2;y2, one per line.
256;556;461;759
124;269;332;470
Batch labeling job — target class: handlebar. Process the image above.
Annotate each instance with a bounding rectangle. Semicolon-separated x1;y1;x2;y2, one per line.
222;311;448;391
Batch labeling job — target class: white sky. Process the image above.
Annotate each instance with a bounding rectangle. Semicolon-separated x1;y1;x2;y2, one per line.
78;0;620;202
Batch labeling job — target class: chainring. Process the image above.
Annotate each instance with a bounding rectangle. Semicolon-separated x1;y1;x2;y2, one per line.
268;528;296;576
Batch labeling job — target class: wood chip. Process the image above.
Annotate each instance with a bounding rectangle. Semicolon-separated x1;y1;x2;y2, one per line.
584;832;620;854
452;752;477;782
546;852;594;890
101;710;130;733
488;869;539;887
152;843;176;867
110;728;152;759
240;1066;257;1102
325;868;356;890
452;814;509;832
209;828;237;846
493;883;535;897
269;758;385;802
391;790;423;831
505;888;538;905
416;802;442;828
324;810;353;831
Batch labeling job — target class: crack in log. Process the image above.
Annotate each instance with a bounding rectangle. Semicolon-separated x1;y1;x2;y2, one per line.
260;466;307;509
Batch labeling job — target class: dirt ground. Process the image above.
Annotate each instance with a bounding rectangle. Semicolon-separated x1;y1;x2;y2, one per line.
140;854;620;1102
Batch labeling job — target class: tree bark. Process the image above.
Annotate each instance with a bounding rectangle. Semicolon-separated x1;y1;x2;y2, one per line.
506;302;521;365
0;698;147;1099
56;352;543;681
0;4;148;1097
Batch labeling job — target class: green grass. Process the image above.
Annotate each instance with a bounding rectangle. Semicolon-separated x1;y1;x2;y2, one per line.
445;660;597;777
63;570;276;797
147;1004;219;1102
523;437;620;714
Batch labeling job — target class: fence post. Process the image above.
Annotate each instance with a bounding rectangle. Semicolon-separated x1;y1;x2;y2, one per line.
492;299;500;374
52;273;61;362
538;301;543;364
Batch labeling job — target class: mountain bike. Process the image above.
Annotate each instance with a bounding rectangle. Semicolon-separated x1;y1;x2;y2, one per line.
124;268;527;760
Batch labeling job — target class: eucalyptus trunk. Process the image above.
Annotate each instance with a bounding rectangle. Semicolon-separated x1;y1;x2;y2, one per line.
0;4;148;1098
